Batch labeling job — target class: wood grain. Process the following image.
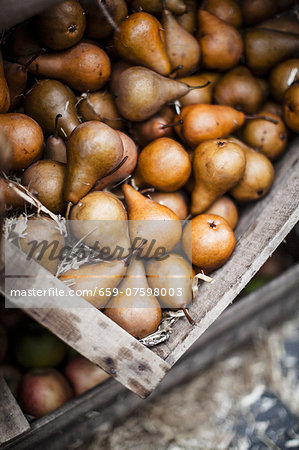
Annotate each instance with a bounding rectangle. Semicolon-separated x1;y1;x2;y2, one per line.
0;376;30;444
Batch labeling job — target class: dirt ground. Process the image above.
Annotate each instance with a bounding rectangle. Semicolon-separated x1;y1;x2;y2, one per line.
86;311;299;450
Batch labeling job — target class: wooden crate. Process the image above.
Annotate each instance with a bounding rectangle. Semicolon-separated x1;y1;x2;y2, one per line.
1;262;299;449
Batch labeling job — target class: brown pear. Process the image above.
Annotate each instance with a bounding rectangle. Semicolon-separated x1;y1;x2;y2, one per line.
114;12;171;76
179;72;220;106
147;254;194;310
257;16;299;35
18;216;65;275
0;52;10;113
4;21;42;58
81;0;128;39
177;0;197;34
60;259;127;309
3;61;27;111
241;113;287;160
204;0;242;28
24;79;80;138
134;137;192;192
122;184;182;258
0;113;43;172
197;10;243;71
241;0;294;25
24;42;111;92
260;101;283;117
128;106;175;147
77;91;124;130
114;66;199;121
150;191;189;220
213;66;264;114
65;121;124;205
93;130;138;191
244;29;299;75
44;115;67;164
70;191;131;253
104;257;162;339
191;139;246;215
109;60;132;94
270;59;299;103
228;137;275;203
175;104;246;147
21;160;66;214
204;196;238;230
183;213;236;271
283;82;299;133
0;178;25;209
35;0;86;50
162;8;201;77
129;0;186;16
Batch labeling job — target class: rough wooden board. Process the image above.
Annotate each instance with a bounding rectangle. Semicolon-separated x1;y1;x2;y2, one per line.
0;376;30;444
152;139;299;364
1;244;171;399
2;263;298;450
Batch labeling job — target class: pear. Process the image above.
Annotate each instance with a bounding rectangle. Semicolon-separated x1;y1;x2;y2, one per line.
114;66;204;122
175;104;246;147
257;16;299;35
128;106;176;147
213;66;264;114
77;91;124;130
241;113;287;160
260;101;283;117
18;216;65;275
113;12;171;76
129;0;186;16
0;113;44;172
204;196;238;230
177;0;197;34
183;214;236;272
191;139;246;215
150;191;189;220
109;60;132;93
0;178;25;210
24;42;111;92
134;137;192;192
269;59;299;103
35;0;86;50
44;114;67;164
162;8;201;77
70;191;131;255
204;0;242;28
283;82;299;133
24;79;80;138
4;21;41;58
104;257;162;339
81;0;128;40
60;259;127;309
241;0;294;25
0;52;10;113
179;72;220;106
197;10;243;71
93;130;138;191
3;60;28;111
228;137;275;203
244;29;299;75
21;160;67;214
146;254;194;311
64;121;124;205
122;184;182;258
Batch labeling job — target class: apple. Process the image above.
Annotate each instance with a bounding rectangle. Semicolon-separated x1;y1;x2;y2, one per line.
65;356;110;396
19;368;73;418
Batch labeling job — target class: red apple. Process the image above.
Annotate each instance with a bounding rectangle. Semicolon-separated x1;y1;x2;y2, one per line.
19;368;73;418
65;356;110;396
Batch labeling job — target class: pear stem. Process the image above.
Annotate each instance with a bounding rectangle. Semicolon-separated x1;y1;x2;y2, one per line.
188;80;211;91
170;65;183;75
54;114;62;139
139;187;155;196
161;0;167;11
182;308;195;326
245;114;279;125
22;49;46;72
161;119;184;129
96;0;119;31
103;155;128;178
65;201;72;221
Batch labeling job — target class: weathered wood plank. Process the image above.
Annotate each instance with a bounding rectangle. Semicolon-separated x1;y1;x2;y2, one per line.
0;376;30;444
152;139;299;364
1;243;171;399
2;263;298;450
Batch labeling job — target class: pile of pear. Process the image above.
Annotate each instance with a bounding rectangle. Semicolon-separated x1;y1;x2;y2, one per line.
1;0;299;339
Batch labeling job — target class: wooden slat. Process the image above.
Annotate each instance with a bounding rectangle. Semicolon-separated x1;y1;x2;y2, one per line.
0;376;30;444
152;138;299;364
3;263;299;450
1;243;171;399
